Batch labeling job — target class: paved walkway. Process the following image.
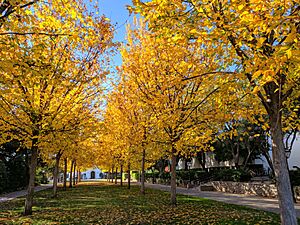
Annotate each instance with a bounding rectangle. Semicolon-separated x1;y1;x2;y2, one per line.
0;184;52;203
144;183;300;218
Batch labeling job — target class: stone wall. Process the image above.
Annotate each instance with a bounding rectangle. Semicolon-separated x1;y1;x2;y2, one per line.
295;186;300;201
211;181;277;197
211;181;300;199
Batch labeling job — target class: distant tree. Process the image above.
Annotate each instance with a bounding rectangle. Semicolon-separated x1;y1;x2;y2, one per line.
0;140;29;193
213;120;272;171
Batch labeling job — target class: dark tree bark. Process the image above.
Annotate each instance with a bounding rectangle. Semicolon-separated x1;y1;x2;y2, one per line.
120;164;123;186
111;166;114;183
242;142;254;169
53;151;62;197
141;149;146;195
127;161;131;189
73;161;76;186
115;167;118;184
69;160;74;188
24;138;38;215
184;159;188;171
170;146;177;205
63;158;67;191
197;151;206;170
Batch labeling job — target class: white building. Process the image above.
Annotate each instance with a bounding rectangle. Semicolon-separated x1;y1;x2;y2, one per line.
80;168;104;180
288;138;300;170
177;137;300;173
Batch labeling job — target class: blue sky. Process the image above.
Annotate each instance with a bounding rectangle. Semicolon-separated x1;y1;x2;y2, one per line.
98;0;134;67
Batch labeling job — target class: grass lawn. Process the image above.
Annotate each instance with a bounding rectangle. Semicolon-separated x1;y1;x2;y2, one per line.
0;181;285;224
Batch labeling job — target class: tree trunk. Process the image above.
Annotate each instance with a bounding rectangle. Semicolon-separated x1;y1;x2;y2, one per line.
111;166;114;183
234;143;240;168
243;144;253;169
69;160;74;188
198;151;206;170
262;149;275;176
25;149;30;186
170;146;177;206
115;167;118;184
63;158;67;191
141;149;146;195
73;161;76;186
24;139;38;215
270;112;297;224
127;162;131;189
120;164;123;186
78;170;81;183
184;159;188;171
53;152;62;197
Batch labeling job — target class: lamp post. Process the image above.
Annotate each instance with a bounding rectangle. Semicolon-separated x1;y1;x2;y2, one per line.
152;166;155;184
187;161;192;187
285;149;291;159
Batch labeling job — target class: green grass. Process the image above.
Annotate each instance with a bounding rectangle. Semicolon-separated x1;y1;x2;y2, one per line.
0;182;286;224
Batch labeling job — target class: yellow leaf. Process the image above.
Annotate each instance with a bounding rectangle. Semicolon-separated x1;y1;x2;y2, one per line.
252;70;262;80
252;86;260;94
286;48;292;59
190;29;198;34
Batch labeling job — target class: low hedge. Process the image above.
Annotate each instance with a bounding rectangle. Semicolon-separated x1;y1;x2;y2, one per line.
213;169;252;182
290;170;300;186
145;168;253;183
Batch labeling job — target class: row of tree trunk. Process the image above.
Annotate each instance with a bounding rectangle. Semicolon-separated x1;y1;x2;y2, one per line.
53;157;79;198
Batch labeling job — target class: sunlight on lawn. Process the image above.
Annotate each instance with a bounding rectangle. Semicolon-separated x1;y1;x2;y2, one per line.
0;183;283;225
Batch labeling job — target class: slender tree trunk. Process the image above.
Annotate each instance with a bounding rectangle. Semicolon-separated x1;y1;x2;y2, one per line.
69;161;74;188
170;146;177;206
184;159;188;171
234;143;240;168
78;170;81;183
53;152;62;197
115;167;118;184
243;153;251;169
141;149;146;195
262;150;275;176
63;158;67;191
270;110;297;224
25;149;30;186
243;145;253;169
120;164;123;186
111;166;114;183
202;152;206;170
198;151;206;170
73;161;76;186
24;141;38;215
127;162;131;189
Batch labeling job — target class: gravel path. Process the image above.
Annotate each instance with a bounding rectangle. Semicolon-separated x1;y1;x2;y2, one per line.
144;183;300;218
0;184;52;203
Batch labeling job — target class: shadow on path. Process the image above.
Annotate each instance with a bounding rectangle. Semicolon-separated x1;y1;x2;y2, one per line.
144;183;300;218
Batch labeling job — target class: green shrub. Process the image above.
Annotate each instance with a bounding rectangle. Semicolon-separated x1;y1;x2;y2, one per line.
7;156;29;190
290;170;300;186
132;171;140;181
35;167;48;185
213;169;252;182
0;160;8;194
